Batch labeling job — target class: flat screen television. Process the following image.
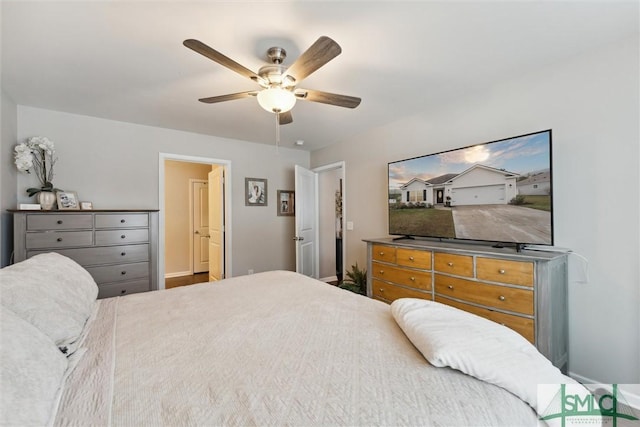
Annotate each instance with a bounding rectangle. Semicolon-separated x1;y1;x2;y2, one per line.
388;129;553;248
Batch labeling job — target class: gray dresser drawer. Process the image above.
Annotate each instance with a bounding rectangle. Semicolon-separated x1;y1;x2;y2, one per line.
97;279;150;299
85;262;149;284
28;244;150;266
27;214;93;230
95;229;149;245
95;213;148;229
26;231;93;249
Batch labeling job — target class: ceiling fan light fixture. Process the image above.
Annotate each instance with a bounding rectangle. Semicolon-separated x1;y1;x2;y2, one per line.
257;87;296;113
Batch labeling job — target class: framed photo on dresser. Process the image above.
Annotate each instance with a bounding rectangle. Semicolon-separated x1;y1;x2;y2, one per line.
56;191;80;210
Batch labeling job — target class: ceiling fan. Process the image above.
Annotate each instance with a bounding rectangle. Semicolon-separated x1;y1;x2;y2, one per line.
183;36;361;125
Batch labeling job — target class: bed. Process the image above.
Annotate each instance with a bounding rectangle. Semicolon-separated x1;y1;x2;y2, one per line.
1;253;577;426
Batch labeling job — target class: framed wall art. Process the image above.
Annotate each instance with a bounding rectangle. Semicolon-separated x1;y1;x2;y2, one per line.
277;190;295;216
56;191;80;210
245;178;267;206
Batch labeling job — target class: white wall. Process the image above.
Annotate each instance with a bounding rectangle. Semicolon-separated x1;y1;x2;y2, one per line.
13;106;309;277
311;36;639;384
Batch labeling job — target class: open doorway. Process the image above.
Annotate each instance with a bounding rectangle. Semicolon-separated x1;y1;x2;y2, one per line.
316;162;345;284
158;154;232;290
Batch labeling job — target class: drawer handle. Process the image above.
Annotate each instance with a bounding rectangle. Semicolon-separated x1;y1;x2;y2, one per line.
409;256;414;261
379;288;384;292
379;270;384;275
121;252;126;256
410;277;415;281
379;251;384;256
121;235;126;239
121;271;127;275
499;269;506;274
120;219;126;223
447;262;453;267
448;285;454;290
57;220;63;225
499;295;506;301
56;237;63;242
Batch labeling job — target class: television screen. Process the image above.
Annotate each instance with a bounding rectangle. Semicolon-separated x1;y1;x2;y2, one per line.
388;130;553;246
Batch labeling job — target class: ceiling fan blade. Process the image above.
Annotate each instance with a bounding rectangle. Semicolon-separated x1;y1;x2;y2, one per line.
198;91;257;104
283;36;341;83
278;111;293;125
184;39;262;83
296;89;361;109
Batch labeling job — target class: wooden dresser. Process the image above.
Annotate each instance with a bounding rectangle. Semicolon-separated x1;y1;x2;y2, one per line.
365;237;568;371
11;210;158;299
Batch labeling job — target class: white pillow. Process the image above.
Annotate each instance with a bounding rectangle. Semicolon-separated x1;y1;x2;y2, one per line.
0;252;98;348
391;298;579;413
0;305;68;426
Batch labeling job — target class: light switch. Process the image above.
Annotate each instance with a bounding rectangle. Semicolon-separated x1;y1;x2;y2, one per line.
346;221;354;230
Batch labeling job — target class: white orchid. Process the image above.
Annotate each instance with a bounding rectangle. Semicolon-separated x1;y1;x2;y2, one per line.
14;136;61;197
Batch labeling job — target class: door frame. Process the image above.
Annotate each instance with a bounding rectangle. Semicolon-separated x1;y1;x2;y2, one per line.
312;161;346;283
158;153;232;290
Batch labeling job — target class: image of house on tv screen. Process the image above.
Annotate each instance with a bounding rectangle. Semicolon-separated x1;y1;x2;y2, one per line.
388;130;553;245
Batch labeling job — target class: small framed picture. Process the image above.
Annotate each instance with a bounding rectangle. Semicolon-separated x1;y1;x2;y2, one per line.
277;190;295;216
245;178;267;206
80;201;93;210
56;191;80;210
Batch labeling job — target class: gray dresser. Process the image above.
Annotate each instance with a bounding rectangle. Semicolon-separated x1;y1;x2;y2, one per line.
11;210;158;299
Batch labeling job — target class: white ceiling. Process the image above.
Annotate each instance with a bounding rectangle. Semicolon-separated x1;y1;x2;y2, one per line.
2;1;638;152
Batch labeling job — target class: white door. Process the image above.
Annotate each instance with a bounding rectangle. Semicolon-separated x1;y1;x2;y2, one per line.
192;181;209;273
208;167;224;281
294;165;319;278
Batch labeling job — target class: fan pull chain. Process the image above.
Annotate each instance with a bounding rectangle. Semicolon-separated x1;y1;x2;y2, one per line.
275;110;281;153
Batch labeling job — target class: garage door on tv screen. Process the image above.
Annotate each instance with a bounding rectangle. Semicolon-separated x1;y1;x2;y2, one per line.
387;130;553;246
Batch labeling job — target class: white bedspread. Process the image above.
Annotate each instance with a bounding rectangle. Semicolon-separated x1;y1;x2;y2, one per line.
55;271;538;426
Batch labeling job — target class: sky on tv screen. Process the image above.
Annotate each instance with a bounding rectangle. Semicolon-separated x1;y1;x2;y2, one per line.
389;131;550;190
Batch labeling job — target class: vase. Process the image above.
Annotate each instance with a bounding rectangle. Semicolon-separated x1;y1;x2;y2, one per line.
38;191;56;210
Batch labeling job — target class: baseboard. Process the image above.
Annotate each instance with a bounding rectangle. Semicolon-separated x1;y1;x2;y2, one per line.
569;372;640;411
320;275;338;283
164;270;192;279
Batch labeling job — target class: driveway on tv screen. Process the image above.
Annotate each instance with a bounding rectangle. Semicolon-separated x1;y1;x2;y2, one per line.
452;205;551;244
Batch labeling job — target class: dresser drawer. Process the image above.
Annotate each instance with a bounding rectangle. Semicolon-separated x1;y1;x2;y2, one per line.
372;279;432;303
26;214;93;230
372;245;396;263
26;231;93;249
95;229;149;245
372;262;431;291
28;244;150;267
95;213;148;229
434;253;473;277
434;274;534;315
396;248;432;269
97;279;150;299
476;258;534;287
435;296;535;343
85;262;149;284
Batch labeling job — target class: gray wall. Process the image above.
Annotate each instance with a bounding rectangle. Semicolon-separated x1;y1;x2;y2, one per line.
1;90;18;267
10;106;309;277
311;37;639;386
